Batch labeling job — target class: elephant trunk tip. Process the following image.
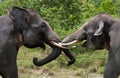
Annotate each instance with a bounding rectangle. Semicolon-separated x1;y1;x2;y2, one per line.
67;58;76;66
33;57;43;66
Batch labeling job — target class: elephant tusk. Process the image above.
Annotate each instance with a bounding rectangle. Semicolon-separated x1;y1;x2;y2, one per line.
50;41;69;49
59;40;78;46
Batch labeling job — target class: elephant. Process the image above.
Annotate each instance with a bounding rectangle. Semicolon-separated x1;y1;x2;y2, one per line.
0;7;75;78
59;13;120;78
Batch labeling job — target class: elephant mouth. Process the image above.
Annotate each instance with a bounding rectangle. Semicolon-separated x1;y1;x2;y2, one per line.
82;41;97;50
82;41;87;47
24;41;46;50
24;38;46;50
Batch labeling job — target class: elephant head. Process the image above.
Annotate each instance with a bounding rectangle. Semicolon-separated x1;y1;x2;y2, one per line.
60;13;114;50
23;9;75;66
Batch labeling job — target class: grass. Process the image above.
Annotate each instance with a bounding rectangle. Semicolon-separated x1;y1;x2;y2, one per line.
16;46;108;78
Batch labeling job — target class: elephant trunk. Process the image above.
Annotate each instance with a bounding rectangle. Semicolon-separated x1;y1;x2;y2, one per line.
61;26;86;45
33;46;61;66
62;49;75;65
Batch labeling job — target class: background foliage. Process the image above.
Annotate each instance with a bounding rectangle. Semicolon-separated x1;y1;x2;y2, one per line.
1;0;120;29
0;0;119;77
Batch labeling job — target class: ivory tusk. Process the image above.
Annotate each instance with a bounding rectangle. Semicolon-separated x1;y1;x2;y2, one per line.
59;40;78;46
50;41;69;49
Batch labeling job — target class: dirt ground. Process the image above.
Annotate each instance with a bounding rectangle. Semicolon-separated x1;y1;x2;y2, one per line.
0;74;103;78
18;68;104;78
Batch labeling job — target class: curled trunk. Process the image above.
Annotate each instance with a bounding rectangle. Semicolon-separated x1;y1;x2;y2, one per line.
33;46;61;66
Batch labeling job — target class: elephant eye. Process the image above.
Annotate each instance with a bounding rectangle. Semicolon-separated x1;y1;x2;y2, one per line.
40;22;47;28
96;25;99;30
84;27;87;31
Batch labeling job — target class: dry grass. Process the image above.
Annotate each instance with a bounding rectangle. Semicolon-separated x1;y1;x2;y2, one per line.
18;67;103;78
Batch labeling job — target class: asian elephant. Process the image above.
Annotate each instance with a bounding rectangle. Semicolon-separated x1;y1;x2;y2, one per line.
0;7;75;78
60;13;120;78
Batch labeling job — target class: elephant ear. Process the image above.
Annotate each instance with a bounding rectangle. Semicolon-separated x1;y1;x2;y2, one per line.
8;6;31;32
94;21;104;36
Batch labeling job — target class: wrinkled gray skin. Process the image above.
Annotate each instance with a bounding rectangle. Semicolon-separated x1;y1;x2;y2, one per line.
0;7;75;78
62;13;120;78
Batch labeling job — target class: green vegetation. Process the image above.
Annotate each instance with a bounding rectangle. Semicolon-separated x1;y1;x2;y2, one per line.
0;0;119;77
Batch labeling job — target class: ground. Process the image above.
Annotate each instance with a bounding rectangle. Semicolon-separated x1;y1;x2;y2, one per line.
18;67;103;78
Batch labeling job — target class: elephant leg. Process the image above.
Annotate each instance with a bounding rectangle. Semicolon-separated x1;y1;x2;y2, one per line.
104;57;119;78
1;62;18;78
1;44;18;78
